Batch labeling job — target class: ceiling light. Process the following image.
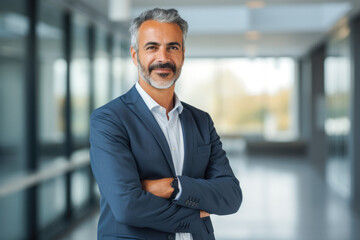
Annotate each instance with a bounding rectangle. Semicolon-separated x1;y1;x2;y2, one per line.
245;31;261;40
246;1;266;9
337;26;350;40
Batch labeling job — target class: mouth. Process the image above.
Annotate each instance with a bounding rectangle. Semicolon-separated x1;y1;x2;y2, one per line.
153;68;172;74
152;68;173;78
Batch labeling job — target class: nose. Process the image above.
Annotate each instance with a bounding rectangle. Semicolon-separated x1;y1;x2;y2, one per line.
156;47;169;63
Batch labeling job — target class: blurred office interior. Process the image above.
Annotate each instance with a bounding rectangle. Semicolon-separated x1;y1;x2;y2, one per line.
1;0;360;239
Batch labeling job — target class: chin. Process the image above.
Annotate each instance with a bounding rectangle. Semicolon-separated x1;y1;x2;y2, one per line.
150;79;176;90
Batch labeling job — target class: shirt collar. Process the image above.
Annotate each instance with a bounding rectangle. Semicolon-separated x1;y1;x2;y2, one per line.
135;82;183;114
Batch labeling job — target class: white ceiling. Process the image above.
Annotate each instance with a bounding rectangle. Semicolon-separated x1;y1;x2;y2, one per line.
79;0;360;58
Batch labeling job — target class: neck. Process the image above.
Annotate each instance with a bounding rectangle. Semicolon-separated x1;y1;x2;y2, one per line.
138;78;175;114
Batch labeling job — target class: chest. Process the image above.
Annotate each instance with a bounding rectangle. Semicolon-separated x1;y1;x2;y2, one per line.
124;115;211;180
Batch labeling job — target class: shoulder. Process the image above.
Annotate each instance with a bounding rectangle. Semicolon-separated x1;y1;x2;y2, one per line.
91;86;137;122
90;98;128;133
181;101;212;125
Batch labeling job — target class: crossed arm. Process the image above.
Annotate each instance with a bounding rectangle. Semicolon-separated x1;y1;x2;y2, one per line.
141;178;210;218
141;113;242;217
90;108;242;233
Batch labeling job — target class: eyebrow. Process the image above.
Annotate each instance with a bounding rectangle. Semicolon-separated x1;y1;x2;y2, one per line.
143;41;182;48
168;42;181;47
144;42;160;48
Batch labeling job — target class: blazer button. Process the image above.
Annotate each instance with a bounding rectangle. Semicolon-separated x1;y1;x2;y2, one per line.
186;200;190;205
195;203;199;208
168;234;175;240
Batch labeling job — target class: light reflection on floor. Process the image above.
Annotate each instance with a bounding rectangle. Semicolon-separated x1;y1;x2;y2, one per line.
212;152;360;240
59;151;360;240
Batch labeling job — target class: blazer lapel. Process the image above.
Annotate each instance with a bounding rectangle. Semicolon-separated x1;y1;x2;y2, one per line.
179;107;195;177
121;86;176;176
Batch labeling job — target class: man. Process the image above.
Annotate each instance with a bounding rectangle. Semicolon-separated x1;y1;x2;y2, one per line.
90;8;242;240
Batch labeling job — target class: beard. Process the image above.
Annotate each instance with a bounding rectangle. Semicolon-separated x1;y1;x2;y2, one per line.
137;55;182;89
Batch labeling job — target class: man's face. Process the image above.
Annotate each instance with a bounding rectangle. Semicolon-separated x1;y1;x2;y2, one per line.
131;20;185;89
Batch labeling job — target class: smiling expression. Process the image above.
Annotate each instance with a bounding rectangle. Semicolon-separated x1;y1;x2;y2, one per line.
131;20;185;89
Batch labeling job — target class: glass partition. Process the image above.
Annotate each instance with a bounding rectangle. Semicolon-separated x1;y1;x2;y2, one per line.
0;0;27;179
325;23;352;199
112;34;125;98
71;14;90;150
177;57;297;140
38;175;67;229
94;25;110;108
37;0;66;165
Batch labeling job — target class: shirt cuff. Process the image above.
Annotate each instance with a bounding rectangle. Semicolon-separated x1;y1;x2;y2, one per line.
174;177;182;200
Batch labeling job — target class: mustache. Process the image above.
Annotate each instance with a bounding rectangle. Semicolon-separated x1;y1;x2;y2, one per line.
149;62;176;73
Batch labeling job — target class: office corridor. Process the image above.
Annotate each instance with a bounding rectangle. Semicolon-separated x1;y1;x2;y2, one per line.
58;149;360;240
2;1;360;239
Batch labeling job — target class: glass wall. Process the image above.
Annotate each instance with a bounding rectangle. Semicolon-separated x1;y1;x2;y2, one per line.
112;34;124;98
0;191;27;239
177;58;297;140
325;23;352;199
70;13;92;212
37;0;66;165
0;0;129;238
38;175;67;229
0;1;28;238
94;25;110;108
71;167;91;210
37;0;67;230
0;0;27;179
71;14;90;150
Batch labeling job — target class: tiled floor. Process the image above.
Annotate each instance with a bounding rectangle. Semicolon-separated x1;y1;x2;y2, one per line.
60;152;360;240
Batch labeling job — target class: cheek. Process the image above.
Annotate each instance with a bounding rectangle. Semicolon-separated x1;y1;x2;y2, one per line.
143;56;156;67
177;54;185;65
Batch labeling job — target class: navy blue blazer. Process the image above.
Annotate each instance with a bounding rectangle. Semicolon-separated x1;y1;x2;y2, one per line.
90;85;242;240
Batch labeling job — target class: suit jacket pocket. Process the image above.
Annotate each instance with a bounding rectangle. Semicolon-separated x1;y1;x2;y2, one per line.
202;216;214;233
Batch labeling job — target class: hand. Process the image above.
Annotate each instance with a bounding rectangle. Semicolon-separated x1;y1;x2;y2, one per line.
200;210;210;218
141;178;174;199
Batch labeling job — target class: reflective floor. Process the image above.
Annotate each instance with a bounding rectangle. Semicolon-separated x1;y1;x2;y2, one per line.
59;151;360;240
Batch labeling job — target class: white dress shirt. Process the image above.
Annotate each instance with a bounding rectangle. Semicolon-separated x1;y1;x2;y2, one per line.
135;82;193;240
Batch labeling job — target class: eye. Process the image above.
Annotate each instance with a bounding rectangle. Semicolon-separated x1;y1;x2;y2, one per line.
169;46;179;50
146;46;156;50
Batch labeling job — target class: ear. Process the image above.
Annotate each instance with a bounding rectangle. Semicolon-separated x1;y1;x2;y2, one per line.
130;46;138;66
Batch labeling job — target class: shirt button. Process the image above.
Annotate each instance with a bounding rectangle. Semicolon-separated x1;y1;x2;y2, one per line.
172;147;176;151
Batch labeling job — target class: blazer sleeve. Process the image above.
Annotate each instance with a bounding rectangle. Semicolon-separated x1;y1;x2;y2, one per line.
90;108;201;233
175;113;243;215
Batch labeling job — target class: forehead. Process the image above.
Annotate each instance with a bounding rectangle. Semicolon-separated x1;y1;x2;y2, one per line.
138;20;183;45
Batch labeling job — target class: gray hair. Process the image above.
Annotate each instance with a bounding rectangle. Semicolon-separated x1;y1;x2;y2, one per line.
129;8;188;52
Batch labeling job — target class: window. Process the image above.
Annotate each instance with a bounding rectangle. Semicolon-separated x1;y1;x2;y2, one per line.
94;25;110;108
325;24;351;199
112;34;125;98
37;0;67;229
0;0;28;239
177;58;298;140
37;0;66;164
71;14;90;149
0;0;28;178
